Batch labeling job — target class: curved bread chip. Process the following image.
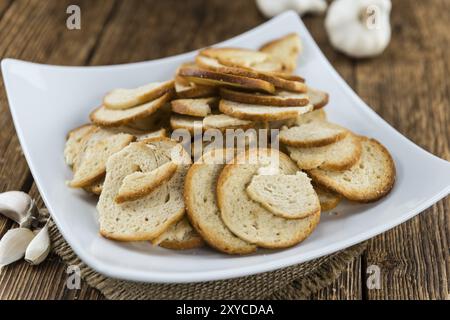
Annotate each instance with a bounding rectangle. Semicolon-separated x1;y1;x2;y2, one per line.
185;149;257;254
98;139;191;241
219;99;313;121
125;103;172;131
115;161;178;203
307;137;396;202
178;66;275;94
246;171;320;219
70;128;135;188
153;217;204;250
217;148;320;248
202;114;253;131
171;97;218;117
104;80;174;110
295;108;327;125
175;76;217;98
279;121;349;147
200;47;270;69
195;55;306;92
64;124;96;168
90;93;171;127
308;87;329;109
260;33;302;73
170;115;203;134
220;88;309;107
287;133;362;170
314;185;342;211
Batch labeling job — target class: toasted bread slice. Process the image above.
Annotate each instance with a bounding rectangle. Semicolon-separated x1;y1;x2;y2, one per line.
195;55;306;92
124;102;172;131
115;161;178;203
103;80;174;110
64;124;96;168
308;137;396;202
98;139;191;241
219;99;313;121
246;171;320;219
217;148;320;248
308;87;329;109
135;128;167;142
171;97;218;117
185;149;257;254
295;108;327;125
314;185;342;211
287;133;362;170
200;47;270;68
153;217;204;250
174;76;217;98
260;33;302;73
90;93;171;127
220;88;309;106
170;115;203;134
202;114;254;131
178;66;275;93
84;179;104;195
279;121;349;147
69;128;135;188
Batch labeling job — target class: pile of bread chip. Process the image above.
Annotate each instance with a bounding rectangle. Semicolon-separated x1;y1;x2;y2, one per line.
64;33;396;253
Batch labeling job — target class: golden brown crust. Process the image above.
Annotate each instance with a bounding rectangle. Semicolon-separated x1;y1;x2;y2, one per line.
308;137;396;202
313;92;329;109
219;100;311;121
220;88;309;107
184;151;258;255
90;92;172;127
178;66;275;93
195;56;307;92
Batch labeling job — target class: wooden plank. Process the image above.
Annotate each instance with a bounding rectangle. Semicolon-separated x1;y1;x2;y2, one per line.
354;0;450;299
0;0;116;300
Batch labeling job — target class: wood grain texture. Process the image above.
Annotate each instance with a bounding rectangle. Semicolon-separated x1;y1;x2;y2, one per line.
0;0;448;300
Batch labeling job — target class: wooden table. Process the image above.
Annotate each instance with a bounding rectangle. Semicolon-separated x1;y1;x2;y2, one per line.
0;0;448;300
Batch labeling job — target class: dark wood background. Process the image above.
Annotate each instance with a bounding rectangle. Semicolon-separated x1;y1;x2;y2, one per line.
0;0;448;300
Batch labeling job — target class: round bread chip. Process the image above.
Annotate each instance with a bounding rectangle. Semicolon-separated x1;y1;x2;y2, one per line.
220;88;309;106
314;185;342;211
219;99;313;121
153;217;204;250
98;139;192;241
195;55;307;92
308;87;329;109
171;97;218;117
217;148;321;248
90;93;172;127
279;121;349;148
178;66;275;94
174;75;218;99
287;133;362;171
307;137;396;202
200;47;271;69
64;124;96;168
185;149;257;254
260;33;302;73
170;115;203;134
295;108;327;125
202;114;254;131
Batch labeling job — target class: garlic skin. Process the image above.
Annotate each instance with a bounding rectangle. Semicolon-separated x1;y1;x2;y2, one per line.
325;0;392;58
0;191;38;228
256;0;327;18
25;222;51;265
0;228;35;267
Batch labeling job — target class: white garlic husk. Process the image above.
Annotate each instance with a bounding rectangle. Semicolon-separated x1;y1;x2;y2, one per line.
25;222;51;265
325;0;392;58
0;191;38;228
256;0;327;18
0;228;35;268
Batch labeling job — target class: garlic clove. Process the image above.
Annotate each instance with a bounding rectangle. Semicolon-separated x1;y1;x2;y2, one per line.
256;0;327;18
0;228;35;268
25;222;51;265
0;191;38;228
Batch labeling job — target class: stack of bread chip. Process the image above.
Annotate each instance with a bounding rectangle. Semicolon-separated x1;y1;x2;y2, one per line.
64;33;395;253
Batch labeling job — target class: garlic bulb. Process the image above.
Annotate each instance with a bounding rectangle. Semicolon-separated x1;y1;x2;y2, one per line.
25;222;51;265
0;228;35;267
0;191;38;228
325;0;392;58
256;0;327;18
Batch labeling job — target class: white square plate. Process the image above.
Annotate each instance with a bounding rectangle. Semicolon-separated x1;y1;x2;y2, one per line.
2;11;450;283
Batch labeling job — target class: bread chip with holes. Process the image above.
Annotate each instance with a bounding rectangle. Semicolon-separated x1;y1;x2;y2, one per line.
104;80;174;110
219;99;313;121
307;137;396;202
217;148;320;248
